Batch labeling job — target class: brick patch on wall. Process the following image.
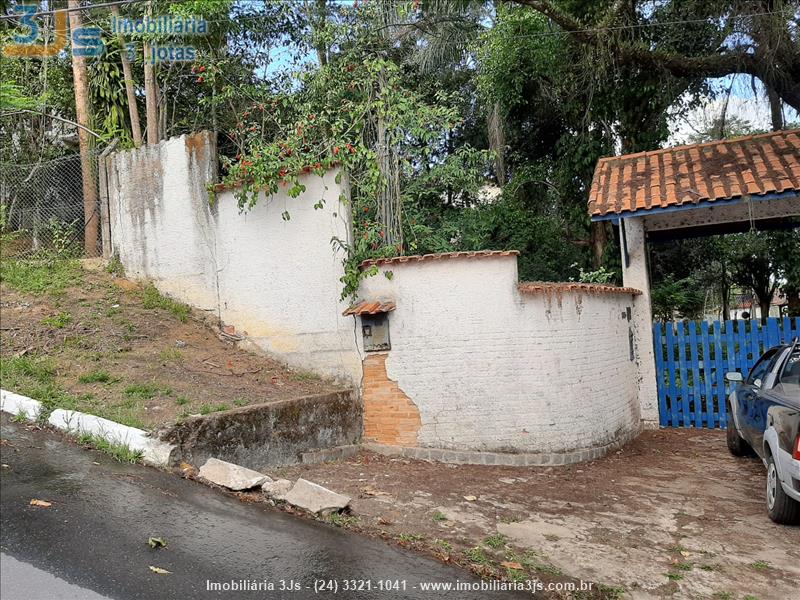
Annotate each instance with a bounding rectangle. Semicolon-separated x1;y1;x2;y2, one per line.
363;353;420;446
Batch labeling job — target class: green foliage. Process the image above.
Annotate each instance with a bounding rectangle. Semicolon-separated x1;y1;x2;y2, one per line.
483;533;508;549
0;355;78;414
78;370;115;384
141;284;191;322
76;433;143;464
42;311;72;329
651;276;704;322
124;382;171;399
0;259;82;295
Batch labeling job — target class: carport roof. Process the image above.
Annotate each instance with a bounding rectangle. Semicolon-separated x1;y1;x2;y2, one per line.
588;129;800;219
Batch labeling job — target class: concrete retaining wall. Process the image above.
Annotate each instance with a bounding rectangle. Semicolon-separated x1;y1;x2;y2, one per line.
160;390;362;469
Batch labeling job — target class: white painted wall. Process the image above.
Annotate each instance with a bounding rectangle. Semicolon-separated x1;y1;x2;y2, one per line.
357;255;642;454
107;133;361;383
620;217;659;426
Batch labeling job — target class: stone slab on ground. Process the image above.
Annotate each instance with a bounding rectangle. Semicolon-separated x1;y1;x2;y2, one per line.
262;478;293;500
283;478;350;514
198;458;269;490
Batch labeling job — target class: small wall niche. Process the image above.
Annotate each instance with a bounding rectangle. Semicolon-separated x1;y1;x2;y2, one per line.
362;313;391;352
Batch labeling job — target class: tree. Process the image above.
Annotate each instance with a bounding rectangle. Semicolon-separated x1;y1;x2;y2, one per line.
507;0;800;112
67;0;99;256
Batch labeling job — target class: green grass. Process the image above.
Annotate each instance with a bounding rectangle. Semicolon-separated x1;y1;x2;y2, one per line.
0;355;78;414
42;311;72;328
290;370;320;382
0;258;82;295
517;550;562;576
665;572;684;581
199;403;230;415
106;254;125;277
326;513;359;528
398;533;425;543
1;356;146;428
713;592;733;600
597;585;626;600
433;539;452;552
233;397;248;407
78;370;115;384
464;546;490;565
159;348;183;361
751;561;770;570
76;433;143;463
675;562;693;571
141;284;190;322
432;510;448;522
11;409;29;423
483;533;508;549
175;396;189;406
124;382;171;399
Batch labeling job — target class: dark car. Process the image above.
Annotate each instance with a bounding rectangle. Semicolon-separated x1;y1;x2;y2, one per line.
726;341;800;525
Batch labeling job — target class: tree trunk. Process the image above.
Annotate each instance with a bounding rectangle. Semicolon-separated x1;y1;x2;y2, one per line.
759;298;771;325
67;0;99;257
720;260;730;321
767;86;784;132
787;287;800;318
487;103;506;186
309;0;328;67
590;220;608;268
143;2;159;145
111;6;142;147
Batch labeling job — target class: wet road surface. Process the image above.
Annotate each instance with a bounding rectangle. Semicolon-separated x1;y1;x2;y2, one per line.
0;418;526;599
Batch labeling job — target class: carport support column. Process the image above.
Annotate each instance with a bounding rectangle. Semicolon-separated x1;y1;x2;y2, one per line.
621;216;659;428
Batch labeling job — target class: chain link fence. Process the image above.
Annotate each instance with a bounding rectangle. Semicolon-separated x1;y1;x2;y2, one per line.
0;150;103;259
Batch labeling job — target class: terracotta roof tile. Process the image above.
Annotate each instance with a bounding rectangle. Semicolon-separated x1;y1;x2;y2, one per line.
343;300;396;316
360;250;519;269
589;129;800;217
518;282;642;296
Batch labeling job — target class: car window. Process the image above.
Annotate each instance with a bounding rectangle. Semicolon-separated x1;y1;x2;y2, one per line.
778;348;800;389
746;348;778;387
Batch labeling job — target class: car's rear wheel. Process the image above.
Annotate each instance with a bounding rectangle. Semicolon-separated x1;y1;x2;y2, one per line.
766;454;800;525
726;409;750;456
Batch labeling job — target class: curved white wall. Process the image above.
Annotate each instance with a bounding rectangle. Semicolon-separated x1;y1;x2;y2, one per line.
358;255;642;454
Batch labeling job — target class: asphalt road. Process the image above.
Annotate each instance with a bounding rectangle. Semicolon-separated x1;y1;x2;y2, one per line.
0;417;527;600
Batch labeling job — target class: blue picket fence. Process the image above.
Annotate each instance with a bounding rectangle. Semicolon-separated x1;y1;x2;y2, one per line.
652;317;800;429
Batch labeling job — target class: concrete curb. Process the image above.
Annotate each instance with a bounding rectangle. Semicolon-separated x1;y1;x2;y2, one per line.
0;389;42;421
0;389;175;468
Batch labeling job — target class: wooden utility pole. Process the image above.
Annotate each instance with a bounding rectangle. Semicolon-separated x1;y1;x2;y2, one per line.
111;5;142;147
67;0;99;256
143;1;159;144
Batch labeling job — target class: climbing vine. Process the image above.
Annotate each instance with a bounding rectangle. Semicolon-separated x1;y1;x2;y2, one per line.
218;2;465;299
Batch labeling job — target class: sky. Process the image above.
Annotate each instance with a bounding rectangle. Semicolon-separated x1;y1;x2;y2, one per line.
668;75;799;146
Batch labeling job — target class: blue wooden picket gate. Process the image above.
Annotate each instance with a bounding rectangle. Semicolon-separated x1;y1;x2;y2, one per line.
652;317;800;429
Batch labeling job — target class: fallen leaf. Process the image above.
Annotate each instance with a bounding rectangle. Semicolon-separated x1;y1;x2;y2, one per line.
500;561;523;570
29;499;52;508
378;517;393;526
147;537;167;549
149;566;171;575
1;463;10;469
680;551;691;558
463;495;477;502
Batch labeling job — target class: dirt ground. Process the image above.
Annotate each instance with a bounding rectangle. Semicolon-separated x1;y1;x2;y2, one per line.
274;429;800;600
0;260;342;429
